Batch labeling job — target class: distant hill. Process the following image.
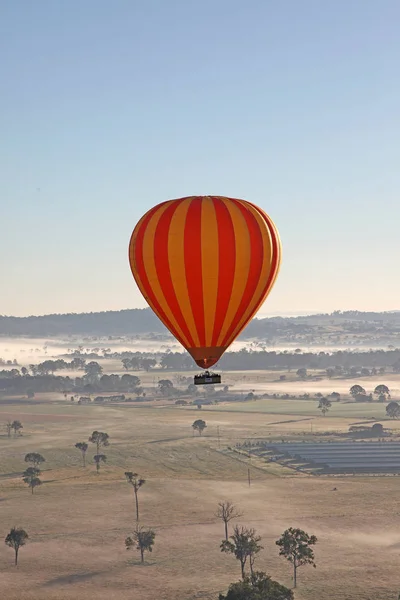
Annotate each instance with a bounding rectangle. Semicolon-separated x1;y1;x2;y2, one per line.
1;308;400;338
0;309;166;337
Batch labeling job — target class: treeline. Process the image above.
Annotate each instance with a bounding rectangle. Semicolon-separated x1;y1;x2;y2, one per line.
0;371;143;396
4;348;400;377
63;348;400;371
153;349;400;371
2;308;400;337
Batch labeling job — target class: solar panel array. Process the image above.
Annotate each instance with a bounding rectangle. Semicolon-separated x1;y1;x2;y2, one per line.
263;441;400;473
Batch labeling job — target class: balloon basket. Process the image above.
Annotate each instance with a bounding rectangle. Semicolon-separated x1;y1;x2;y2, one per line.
194;371;221;386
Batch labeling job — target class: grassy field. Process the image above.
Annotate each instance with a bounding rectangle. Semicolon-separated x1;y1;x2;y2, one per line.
205;398;393;419
2;380;400;599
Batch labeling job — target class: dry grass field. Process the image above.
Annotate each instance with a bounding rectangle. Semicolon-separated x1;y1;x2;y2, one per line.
1;380;400;600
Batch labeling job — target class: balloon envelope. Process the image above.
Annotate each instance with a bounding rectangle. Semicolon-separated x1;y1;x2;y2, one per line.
129;196;281;369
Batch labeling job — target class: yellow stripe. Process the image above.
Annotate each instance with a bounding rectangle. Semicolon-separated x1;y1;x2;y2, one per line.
201;197;219;347
216;198;251;346
129;213;173;336
223;201;275;347
168;198;200;347
142;204;190;348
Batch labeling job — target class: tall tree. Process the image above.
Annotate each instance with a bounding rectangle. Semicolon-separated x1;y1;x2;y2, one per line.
75;442;88;467
221;525;263;579
6;421;12;438
89;431;109;454
5;527;28;566
318;397;331;416
84;361;103;384
94;454;107;473
218;571;293;600
192;419;207;436
22;467;42;494
276;528;317;588
125;472;146;521
24;453;45;468
216;501;243;541
11;420;23;436
125;526;156;563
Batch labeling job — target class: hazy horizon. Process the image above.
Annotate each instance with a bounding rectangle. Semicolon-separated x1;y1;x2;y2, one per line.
2;306;400;320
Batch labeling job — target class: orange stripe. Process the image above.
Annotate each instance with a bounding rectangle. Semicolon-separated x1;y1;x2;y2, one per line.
153;200;195;347
201;197;219;347
220;199;264;346
130;196;281;363
168;198;200;346
223;201;280;347
211;198;236;346
184;198;205;346
216;198;251;346
142;203;190;348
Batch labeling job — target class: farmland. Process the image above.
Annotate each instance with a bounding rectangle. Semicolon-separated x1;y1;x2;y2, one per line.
2;318;400;599
2;370;400;599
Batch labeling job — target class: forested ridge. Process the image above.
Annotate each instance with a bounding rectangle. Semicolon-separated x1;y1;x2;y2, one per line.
1;308;400;338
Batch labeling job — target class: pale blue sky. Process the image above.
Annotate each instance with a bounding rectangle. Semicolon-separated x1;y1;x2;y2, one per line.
1;1;400;317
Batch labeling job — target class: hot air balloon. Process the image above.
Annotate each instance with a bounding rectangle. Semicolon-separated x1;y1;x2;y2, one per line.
129;196;281;383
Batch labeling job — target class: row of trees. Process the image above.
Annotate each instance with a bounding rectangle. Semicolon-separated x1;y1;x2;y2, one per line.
5;346;400;385
0;371;143;396
121;357;157;371
296;365;388;380
141;348;400;372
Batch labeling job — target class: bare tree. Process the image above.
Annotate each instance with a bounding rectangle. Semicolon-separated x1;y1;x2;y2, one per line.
216;501;243;541
5;527;28;566
125;472;146;521
75;442;88;467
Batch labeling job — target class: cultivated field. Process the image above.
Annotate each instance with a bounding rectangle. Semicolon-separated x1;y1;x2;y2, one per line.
2;376;400;600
